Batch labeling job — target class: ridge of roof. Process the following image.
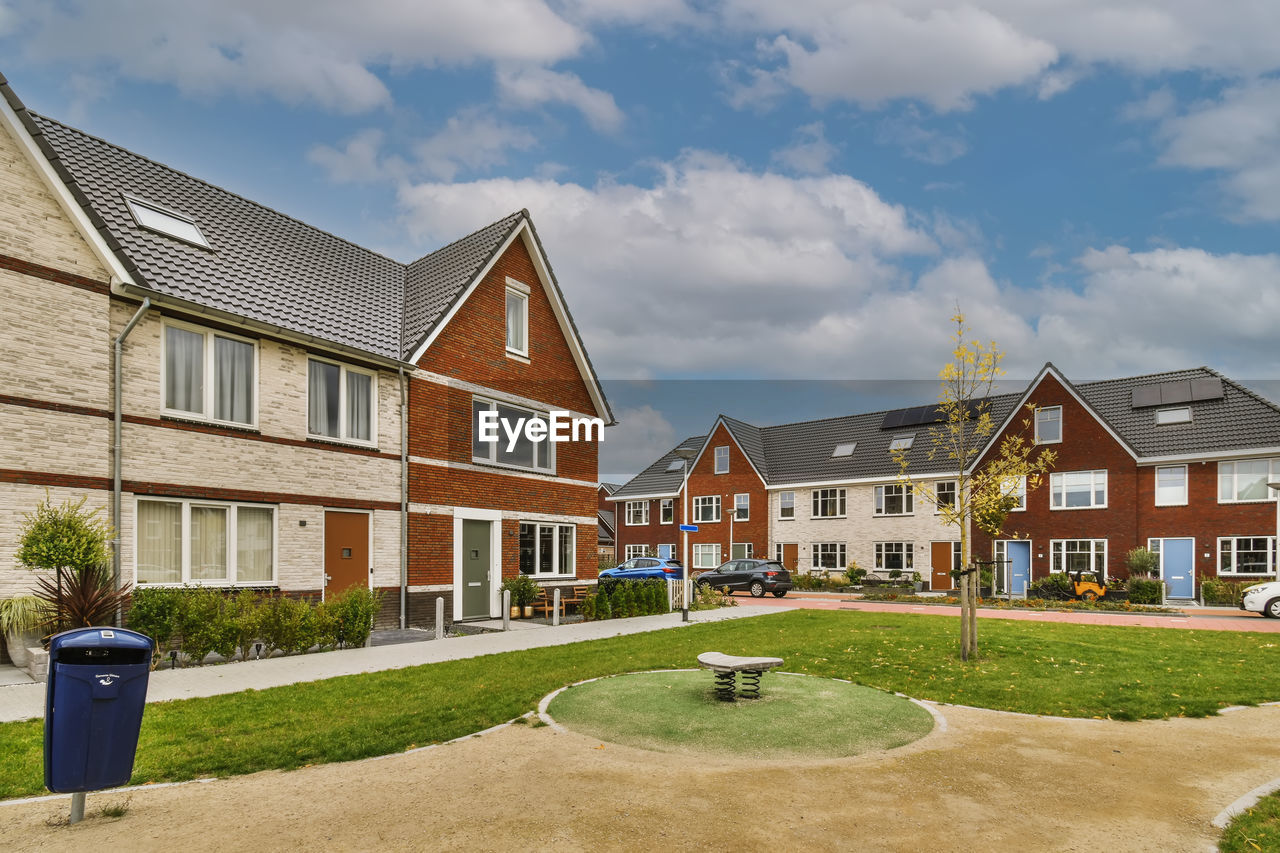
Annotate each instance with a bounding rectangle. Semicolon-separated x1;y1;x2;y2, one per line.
1206;367;1280;418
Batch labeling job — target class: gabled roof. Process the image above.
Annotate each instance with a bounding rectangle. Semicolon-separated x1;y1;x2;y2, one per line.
609;435;706;500
598;482;622;494
597;510;616;542
719;415;770;481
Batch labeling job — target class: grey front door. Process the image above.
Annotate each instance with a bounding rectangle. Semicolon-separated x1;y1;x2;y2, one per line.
461;520;491;619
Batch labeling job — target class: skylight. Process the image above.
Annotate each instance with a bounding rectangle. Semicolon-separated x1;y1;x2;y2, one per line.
124;196;210;248
1155;407;1192;425
832;442;856;457
666;459;685;472
888;434;915;452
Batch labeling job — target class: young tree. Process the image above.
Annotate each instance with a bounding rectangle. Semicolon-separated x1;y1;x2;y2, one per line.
895;313;1056;660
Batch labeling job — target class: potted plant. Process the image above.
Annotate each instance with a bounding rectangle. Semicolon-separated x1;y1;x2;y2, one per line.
501;575;539;618
912;571;924;593
0;595;49;670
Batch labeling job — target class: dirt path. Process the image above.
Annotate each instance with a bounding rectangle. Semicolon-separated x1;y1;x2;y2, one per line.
5;701;1279;852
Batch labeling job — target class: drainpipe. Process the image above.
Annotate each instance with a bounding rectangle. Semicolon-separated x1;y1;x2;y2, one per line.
113;298;151;612
399;366;409;629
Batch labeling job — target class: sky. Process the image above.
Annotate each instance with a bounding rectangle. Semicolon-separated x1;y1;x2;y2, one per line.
2;1;1279;481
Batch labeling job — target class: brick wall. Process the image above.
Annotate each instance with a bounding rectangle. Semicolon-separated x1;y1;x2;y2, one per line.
682;423;768;568
614;496;680;558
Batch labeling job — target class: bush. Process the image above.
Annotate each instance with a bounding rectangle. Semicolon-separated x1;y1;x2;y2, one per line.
596;589;613;620
1028;573;1074;600
1125;547;1159;578
580;593;597;621
1201;578;1249;607
327;586;382;647
127;587;184;660
501;575;540;608
176;587;238;665
226;589;263;660
846;562;867;585
1127;577;1165;605
888;569;903;581
259;595;317;656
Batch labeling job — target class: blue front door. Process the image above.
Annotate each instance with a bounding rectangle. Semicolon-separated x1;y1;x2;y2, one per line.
1161;538;1195;599
1008;541;1030;596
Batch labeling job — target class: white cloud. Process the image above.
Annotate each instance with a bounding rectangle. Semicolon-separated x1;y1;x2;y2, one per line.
496;66;624;133
875;109;968;164
7;0;586;112
414;109;538;181
558;0;705;29
770;122;838;175
308;129;407;184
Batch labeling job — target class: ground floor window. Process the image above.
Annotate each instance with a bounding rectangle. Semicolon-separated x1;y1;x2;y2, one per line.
875;542;913;572
624;544;648;560
657;543;677;560
1050;539;1106;580
812;542;846;570
519;522;575;576
731;542;754;559
1219;537;1276;575
136;498;275;585
693;543;721;569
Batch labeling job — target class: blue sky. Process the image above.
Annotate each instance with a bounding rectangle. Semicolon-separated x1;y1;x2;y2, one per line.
3;1;1279;480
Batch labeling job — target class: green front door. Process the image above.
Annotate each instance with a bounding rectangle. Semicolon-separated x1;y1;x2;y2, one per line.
461;520;491;619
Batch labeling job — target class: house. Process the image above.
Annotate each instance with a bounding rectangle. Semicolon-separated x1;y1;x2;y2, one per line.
0;73;611;643
971;364;1280;598
596;483;619;563
612;365;1279;597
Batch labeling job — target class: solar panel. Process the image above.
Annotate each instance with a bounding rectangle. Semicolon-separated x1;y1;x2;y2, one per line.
880;410;906;429
1131;385;1161;408
1190;377;1224;401
1160;381;1193;405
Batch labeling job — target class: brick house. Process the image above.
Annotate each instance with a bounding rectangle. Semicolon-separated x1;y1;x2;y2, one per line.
597;483;619;563
0;74;611;638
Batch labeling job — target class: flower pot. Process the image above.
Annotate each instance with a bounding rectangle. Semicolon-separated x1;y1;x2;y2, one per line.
522;605;534;618
509;606;521;619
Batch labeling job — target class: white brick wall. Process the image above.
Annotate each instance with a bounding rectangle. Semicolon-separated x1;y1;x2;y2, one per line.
0;405;110;478
770;483;960;575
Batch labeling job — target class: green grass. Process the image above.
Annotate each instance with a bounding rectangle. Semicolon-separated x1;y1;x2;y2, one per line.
548;670;933;757
4;609;1280;800
1220;791;1280;852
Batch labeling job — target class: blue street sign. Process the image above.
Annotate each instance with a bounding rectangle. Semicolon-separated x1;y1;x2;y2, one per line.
679;524;698;532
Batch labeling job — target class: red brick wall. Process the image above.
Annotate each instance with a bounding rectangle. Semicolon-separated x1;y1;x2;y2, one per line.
972;374;1140;580
614;496;680;558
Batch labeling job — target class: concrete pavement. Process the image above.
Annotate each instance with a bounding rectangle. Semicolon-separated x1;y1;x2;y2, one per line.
0;604;785;723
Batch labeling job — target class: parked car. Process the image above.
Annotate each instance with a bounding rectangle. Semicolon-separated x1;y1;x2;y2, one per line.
599;557;685;583
1241;581;1280;617
695;559;792;598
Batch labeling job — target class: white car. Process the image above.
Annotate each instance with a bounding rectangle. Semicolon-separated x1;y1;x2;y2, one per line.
1241;581;1280;617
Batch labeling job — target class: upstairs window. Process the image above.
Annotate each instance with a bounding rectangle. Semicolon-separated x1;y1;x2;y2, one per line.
1050;470;1107;509
779;491;795;520
734;493;750;521
505;280;529;357
1035;406;1062;444
693;495;721;523
714;446;729;474
660;499;674;524
472;396;553;473
812;488;846;518
936;481;957;511
1001;476;1027;511
1219;459;1278;503
1154;465;1188;506
308;358;376;444
125;196;210;248
163;321;255;426
625;501;649;526
874;484;913;516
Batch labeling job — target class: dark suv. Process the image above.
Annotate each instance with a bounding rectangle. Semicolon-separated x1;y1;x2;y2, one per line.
695;559;792;598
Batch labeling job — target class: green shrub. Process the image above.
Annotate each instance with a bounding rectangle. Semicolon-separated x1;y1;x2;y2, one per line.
259;595;316;656
1125;547;1159;578
846;562;867;584
500;575;540;608
176;588;237;665
127;587;183;660
580;593;597;621
327;586;381;647
888;569;903;581
596;589;613;620
1127;577;1165;605
1201;578;1248;607
1028;573;1074;600
225;589;263;660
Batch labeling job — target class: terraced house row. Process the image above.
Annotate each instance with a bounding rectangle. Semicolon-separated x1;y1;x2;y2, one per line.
612;364;1280;599
0;73;612;653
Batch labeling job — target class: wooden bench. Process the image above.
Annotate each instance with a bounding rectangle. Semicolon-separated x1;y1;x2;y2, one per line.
697;651;785;701
531;585;591;619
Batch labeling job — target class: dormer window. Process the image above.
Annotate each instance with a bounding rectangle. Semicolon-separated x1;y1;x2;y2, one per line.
888;434;914;452
832;442;856;457
1155;407;1191;425
505;278;530;358
124;195;210;248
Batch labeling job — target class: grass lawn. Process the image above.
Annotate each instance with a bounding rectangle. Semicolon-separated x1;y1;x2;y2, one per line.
1219;791;1280;852
547;670;934;758
3;609;1279;800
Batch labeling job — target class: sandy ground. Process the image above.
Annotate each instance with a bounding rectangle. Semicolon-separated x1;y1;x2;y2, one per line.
4;700;1280;852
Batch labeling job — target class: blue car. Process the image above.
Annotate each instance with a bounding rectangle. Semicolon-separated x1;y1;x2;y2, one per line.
599;557;685;582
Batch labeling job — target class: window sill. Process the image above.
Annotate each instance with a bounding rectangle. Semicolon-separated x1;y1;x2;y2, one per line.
470;458;557;477
161;413;259;433
505;349;531;364
1049;505;1108;511
307;435;380;452
873;514;915;519
812;516;848;521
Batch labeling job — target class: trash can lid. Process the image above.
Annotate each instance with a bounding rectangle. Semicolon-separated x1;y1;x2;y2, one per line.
48;627;153;655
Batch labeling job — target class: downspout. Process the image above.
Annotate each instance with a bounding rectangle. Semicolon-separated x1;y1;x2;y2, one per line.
113;298;151;616
399;366;409;629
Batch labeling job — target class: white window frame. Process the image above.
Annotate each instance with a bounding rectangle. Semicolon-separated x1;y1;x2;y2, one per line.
471;395;555;474
888;434;915;452
1001;476;1027;511
1156;407;1191;425
935;480;957;513
625;501;650;526
659;498;674;525
734;493;750;521
1049;539;1107;582
1035;406;1062;444
731;542;754;560
812;542;846;570
832;442;856;457
1154;464;1188;507
518;521;576;577
624;544;648;560
811;488;847;519
505;280;530;358
1050;470;1108;510
657;543;677;560
874;484;914;516
874;542;914;572
134;496;277;586
778;491;795;520
306;355;378;446
1218;459;1279;504
161;318;259;428
124;194;211;248
693;495;722;523
1218;536;1277;576
693;543;721;569
714;445;729;474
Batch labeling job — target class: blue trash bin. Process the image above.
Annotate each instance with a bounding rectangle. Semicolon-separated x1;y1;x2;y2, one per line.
44;627;154;794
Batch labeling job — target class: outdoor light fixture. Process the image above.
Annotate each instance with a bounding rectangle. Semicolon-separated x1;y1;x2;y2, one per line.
255;642;263;659
169;649;178;669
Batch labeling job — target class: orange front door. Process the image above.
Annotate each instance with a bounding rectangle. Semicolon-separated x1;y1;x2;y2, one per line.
781;543;798;573
931;541;957;591
324;511;369;597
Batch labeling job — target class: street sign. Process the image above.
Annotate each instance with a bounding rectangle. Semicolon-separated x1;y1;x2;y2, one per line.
679;524;698;533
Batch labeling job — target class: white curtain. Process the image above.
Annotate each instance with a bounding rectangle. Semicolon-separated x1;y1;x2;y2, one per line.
190;506;227;581
346;371;371;441
165;326;204;413
309;360;340;437
137;500;182;583
236;507;273;582
214;336;253;423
